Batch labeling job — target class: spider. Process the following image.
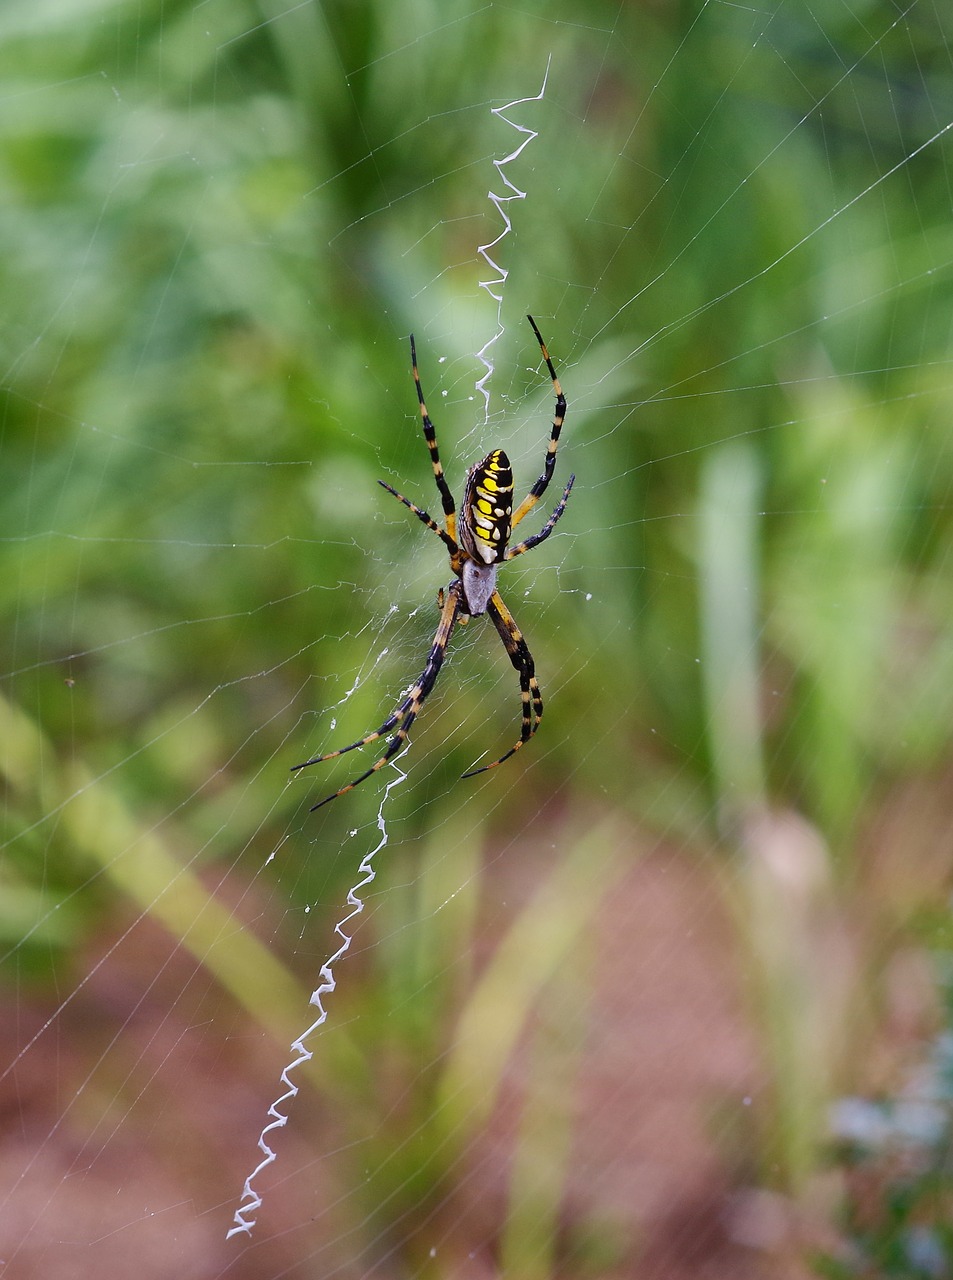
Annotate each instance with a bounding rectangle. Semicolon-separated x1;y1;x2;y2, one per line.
293;315;574;810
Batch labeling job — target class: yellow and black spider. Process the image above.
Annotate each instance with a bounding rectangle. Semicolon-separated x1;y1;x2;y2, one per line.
294;315;574;810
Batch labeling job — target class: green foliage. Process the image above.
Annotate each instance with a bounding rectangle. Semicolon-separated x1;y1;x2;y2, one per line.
819;967;953;1279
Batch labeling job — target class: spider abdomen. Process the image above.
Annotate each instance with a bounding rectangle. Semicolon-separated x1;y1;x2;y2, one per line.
460;449;513;566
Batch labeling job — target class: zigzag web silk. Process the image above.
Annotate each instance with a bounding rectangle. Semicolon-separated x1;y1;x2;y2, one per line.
475;56;551;420
226;68;552;1240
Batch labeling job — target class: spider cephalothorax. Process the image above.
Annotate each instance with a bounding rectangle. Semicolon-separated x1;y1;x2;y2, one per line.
294;315;573;809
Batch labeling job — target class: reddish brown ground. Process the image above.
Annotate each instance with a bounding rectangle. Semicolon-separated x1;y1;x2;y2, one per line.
3;805;934;1280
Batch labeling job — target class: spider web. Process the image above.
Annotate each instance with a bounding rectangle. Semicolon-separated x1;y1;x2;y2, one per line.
3;2;953;1277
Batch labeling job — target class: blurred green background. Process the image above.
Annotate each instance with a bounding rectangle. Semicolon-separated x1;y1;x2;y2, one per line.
3;0;953;1276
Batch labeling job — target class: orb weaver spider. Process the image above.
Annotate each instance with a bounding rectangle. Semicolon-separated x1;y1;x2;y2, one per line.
294;315;574;809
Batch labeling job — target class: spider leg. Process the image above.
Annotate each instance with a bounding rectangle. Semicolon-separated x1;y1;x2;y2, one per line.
378;480;458;554
505;474;575;561
410;334;457;542
461;590;542;779
510;316;567;532
294;581;462;809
